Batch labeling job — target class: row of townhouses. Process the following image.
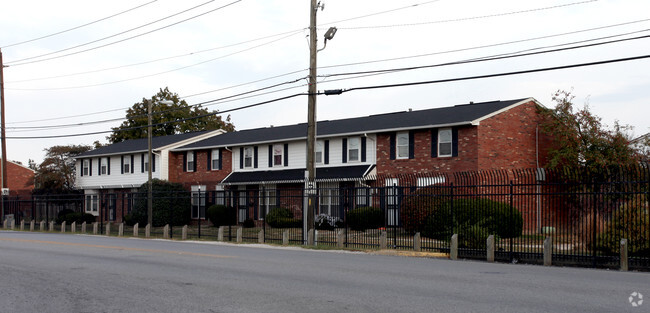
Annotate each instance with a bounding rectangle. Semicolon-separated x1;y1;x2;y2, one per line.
75;98;551;223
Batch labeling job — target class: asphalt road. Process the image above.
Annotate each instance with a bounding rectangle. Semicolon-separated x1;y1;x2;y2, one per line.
0;231;648;313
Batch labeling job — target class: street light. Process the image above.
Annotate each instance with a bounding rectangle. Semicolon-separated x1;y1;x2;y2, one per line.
148;99;173;228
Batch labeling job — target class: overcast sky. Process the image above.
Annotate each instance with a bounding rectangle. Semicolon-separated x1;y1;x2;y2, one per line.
1;0;649;165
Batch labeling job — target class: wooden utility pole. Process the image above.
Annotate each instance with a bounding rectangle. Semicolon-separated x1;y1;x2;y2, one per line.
306;0;319;240
0;49;7;222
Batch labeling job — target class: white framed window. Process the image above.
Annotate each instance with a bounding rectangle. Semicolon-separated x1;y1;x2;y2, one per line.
191;185;206;219
85;194;98;215
356;187;368;207
396;132;409;159
385;178;399;226
244;147;253;168
348;137;360;162
123;157;131;174
215;185;226;205
100;158;108;175
143;154;149;172
260;185;276;219
438;128;452;157
315;140;323;164
319;182;339;217
187;151;195;172
273;144;283;166
82;160;89;176
211;149;220;170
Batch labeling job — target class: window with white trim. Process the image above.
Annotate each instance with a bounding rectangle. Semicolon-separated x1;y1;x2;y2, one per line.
244;147;253;168
348;137;360;162
123;156;131;174
396;132;409;159
319;182;339;217
438;128;452;157
143;154;149;172
260;185;276;219
191;185;206;219
385;178;399;226
85;194;98;215
211;149;220;170
273;144;283;166
100;158;108;175
215;185;226;205
187;151;195;172
82;160;89;176
315;140;323;164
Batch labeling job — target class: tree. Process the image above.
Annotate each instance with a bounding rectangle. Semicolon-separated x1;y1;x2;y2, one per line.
108;87;235;143
125;179;191;227
539;90;647;170
34;144;92;193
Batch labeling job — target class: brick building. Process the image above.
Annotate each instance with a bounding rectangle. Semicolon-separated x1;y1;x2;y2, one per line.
1;159;35;196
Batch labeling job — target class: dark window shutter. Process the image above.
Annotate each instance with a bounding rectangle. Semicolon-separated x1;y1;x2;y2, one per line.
121;156;124;174
239;148;244;169
207;150;212;171
80;160;83;177
431;129;438;158
342;138;348;163
192;151;197;172
408;130;415;159
107;157;111;175
268;145;273;167
183;152;187;172
218;149;223;170
152;154;156;172
324;140;329;164
389;133;396;160
98;158;102;176
284;144;289;167
361;137;367;162
254;146;258;168
89;159;93;176
141;153;145;173
130;155;134;173
452;128;459;157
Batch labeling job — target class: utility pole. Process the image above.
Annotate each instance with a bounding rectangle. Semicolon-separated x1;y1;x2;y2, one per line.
0;49;7;222
306;0;319;239
147;99;153;228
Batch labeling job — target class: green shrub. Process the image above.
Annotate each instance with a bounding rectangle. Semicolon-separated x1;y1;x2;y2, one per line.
242;218;256;228
129;179;191;227
56;210;96;225
347;207;383;231
457;222;491;249
596;200;649;257
399;186;450;234
422;198;523;240
56;209;75;224
265;208;301;228
206;205;235;227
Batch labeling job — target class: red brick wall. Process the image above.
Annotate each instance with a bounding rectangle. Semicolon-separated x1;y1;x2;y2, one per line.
376;127;480;176
477;100;550;170
168;149;232;190
3;161;35;196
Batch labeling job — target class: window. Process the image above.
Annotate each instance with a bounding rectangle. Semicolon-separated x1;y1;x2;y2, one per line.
187;151;195;172
273;144;283;166
123;156;131;174
100;158;108;175
315;141;323;164
215;185;226;206
85;194;98;215
244;147;253;168
143;154;149;172
211;149;220;170
348;137;360;162
385;178;400;226
260;185;276;219
191;185;206;219
356;187;368;208
82;160;89;176
396;132;409;159
319;182;339;217
438;128;452;157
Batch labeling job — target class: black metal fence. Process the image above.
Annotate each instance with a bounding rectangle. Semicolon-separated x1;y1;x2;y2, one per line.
2;165;648;270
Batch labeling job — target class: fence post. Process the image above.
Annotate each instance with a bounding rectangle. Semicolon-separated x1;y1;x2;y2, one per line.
182;225;188;240
39;221;45;231
337;229;345;248
163;225;169;239
282;230;289;246
450;234;458;260
380;231;387;250
118;223;124;237
236;227;242;243
218;226;224;241
71;221;76;233
105;222;111;236
145;224;151;238
487;235;495;262
49;221;54;232
620;238;628;271
20;220;25;231
258;230;264;244
133;223;139;237
93;222;98;235
414;232;421;252
61;221;66;233
81;222;86;233
30;220;35;232
543;236;552;266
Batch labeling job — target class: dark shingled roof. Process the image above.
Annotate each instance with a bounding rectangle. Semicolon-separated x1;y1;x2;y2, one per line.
177;98;529;150
222;165;375;185
77;131;213;158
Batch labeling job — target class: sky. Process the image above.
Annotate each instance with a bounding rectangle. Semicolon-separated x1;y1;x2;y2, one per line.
1;0;649;165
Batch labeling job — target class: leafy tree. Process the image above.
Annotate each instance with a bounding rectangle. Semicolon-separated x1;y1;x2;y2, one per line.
108;87;235;143
539;90;647;170
126;179;191;227
34;145;92;193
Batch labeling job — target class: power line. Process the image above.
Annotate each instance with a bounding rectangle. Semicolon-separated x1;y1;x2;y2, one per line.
0;0;159;49
5;0;242;67
335;0;598;30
